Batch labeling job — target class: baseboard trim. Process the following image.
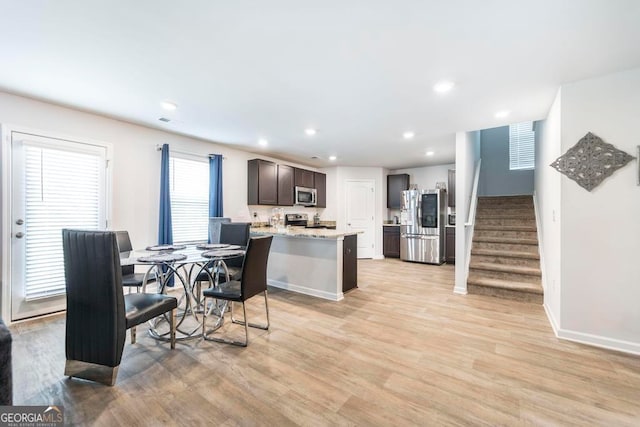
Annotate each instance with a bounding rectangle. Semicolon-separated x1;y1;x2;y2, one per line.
453;286;468;295
267;279;344;301
543;303;559;336
556;328;640;356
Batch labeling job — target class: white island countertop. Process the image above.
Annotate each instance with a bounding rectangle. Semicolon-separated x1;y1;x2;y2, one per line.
251;226;360;239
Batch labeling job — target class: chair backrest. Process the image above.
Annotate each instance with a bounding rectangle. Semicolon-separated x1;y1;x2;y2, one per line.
240;236;273;300
115;230;134;275
220;222;250;268
62;229;126;367
208;217;231;243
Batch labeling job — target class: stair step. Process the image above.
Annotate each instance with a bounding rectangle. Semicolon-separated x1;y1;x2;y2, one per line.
467;277;543;304
469;262;541;277
471;248;540;260
478;195;532;201
473;236;538;245
471;254;540;268
474;225;537;232
474;230;537;239
476;213;535;219
472;241;540;253
475;218;537;227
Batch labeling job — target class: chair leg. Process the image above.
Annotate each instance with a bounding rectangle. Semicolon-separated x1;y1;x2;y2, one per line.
65;360;119;386
203;299;248;347
130;326;136;344
242;302;249;347
169;308;176;349
231;291;270;330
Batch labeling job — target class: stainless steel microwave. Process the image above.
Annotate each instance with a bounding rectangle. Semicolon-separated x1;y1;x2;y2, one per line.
295;186;317;206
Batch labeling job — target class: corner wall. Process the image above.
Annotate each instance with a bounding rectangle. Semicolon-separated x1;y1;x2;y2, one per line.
534;88;562;331
454;130;481;294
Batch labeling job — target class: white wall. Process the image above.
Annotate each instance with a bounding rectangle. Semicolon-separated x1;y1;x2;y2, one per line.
557;68;640;353
0;91;331;320
479;126;534;196
454;130;481;294
534;88;562;331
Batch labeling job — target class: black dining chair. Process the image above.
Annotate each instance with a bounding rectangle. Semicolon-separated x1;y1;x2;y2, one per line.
62;229;177;386
217;222;250;279
116;230;156;292
202;235;273;347
195;222;250;288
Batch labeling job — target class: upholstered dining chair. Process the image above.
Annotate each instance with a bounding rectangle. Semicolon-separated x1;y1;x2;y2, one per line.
217;222;251;279
62;229;177;386
202;235;273;347
196;221;251;288
116;230;156;292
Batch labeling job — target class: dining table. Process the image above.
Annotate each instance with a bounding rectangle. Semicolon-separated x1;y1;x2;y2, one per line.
120;243;245;341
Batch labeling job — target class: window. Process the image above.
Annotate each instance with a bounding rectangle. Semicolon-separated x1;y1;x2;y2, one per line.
169;156;209;243
509;121;535;170
23;144;106;301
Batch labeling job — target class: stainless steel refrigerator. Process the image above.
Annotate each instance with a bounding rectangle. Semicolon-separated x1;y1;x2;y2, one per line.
400;189;445;264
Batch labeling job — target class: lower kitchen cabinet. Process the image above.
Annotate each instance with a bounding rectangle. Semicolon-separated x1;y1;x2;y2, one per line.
445;227;455;264
383;225;400;258
343;234;357;292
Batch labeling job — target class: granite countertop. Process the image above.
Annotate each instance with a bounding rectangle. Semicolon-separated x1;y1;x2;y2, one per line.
251;226;360;239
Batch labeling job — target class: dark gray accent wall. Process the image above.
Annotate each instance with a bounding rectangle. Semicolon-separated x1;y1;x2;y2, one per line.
479;126;534;196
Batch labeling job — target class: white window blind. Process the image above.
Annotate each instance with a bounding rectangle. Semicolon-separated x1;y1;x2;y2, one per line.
24;145;104;300
170;156;209;243
509;121;535;170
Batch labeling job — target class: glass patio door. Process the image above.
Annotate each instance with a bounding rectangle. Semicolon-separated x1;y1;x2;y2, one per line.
10;132;107;321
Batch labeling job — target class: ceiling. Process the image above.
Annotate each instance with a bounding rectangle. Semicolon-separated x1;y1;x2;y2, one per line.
1;1;639;169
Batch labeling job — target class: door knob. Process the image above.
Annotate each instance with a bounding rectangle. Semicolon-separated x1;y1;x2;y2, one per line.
15;232;24;238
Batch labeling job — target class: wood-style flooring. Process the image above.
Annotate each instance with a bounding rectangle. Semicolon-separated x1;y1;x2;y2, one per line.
9;259;640;426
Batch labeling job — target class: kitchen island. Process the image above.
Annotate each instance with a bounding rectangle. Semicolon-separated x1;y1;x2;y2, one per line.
250;226;359;301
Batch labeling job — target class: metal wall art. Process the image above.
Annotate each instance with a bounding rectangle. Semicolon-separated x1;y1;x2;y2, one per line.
550;132;635;191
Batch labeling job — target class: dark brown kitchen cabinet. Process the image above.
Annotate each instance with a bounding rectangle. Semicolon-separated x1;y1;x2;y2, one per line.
445;227;455;264
387;174;410;209
343;234;357;292
448;169;456;208
383;225;400;258
314;172;326;208
277;164;294;206
295;168;315;188
248;159;278;205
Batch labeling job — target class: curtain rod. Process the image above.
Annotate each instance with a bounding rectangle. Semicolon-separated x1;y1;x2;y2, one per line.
155;144;225;159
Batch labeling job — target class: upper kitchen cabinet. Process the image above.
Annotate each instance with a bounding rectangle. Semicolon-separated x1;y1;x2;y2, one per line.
277;164;294;206
314;172;326;208
295;168;315;188
248;159;278;205
387;174;410;209
448;169;456;207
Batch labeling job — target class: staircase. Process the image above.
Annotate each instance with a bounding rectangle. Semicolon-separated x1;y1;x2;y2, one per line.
467;195;543;303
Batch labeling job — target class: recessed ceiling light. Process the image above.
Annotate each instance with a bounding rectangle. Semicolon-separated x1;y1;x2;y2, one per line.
258;138;268;146
403;131;415;140
160;101;177;111
426;151;434;156
329;155;337;161
433;80;455;93
305;128;317;136
495;110;510;119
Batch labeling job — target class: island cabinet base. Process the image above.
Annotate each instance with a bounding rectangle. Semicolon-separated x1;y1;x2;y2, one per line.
264;234;357;301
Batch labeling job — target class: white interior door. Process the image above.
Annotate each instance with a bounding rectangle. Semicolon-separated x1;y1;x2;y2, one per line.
345;179;375;259
10;132;108;321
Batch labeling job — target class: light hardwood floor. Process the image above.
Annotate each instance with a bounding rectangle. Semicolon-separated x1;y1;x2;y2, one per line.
9;259;640;426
